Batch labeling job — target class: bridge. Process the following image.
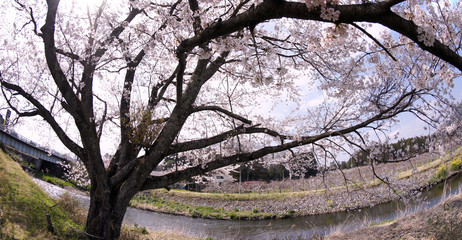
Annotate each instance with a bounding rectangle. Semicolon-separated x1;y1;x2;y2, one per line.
0;126;75;178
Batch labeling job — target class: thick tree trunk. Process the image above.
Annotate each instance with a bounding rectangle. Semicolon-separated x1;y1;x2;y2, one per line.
85;186;133;240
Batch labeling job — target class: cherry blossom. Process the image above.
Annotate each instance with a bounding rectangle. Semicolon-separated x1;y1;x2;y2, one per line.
0;0;461;238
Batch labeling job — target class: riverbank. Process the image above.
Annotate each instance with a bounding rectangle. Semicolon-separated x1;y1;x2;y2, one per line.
25;147;462;239
0;148;199;240
0;148;83;239
130;147;462;220
326;191;462;240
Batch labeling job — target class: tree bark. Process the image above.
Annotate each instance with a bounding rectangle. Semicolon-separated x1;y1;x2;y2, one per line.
85;186;133;240
6;0;459;239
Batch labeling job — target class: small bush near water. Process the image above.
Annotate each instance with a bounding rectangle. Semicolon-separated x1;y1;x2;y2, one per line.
450;154;462;171
430;164;449;183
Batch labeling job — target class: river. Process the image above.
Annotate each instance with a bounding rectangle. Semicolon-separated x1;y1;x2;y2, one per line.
34;173;462;239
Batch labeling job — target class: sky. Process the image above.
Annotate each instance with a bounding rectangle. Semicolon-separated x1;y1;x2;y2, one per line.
2;0;462;161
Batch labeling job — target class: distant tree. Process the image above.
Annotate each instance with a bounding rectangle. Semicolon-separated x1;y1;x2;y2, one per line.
345;150;369;169
268;164;290;180
283;152;318;179
1;0;460;238
344;135;430;169
230;161;290;182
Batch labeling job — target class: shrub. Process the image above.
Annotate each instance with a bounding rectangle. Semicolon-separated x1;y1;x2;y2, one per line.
450;155;462;171
252;208;259;213
431;164;449;183
188;209;200;218
436;164;449;179
228;212;237;219
56;193;87;225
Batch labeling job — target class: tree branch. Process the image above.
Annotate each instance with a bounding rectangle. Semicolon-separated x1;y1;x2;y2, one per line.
148;65;179;108
191;105;252;125
56;48;83;63
188;0;203;35
175;0;462;72
142;88;420;190
168;124;287;155
0;77;84;158
14;0;41;36
40;0;83;123
350;22;397;61
93;94;108;142
92;7;143;61
175;52;186;103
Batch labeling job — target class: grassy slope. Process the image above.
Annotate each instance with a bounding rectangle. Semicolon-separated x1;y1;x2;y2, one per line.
131;146;462;220
131;192;289;220
157;147;462;200
326;192;462;240
0;148;200;240
0;148;82;240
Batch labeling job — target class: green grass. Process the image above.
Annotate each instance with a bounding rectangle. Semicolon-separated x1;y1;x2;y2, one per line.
147;185;350;203
156;188;290;200
0;148;200;240
0;148;83;239
397;158;443;179
430;164;449;184
427;148;462;183
130;193;286;220
32;171;75;189
145;154;445;204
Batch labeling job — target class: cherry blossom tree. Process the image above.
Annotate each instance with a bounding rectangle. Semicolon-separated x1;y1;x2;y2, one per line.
0;0;461;238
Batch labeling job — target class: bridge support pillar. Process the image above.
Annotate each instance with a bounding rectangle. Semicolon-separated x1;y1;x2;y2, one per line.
34;158;43;171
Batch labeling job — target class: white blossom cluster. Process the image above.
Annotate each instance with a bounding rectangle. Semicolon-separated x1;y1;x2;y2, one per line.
417;26;436;47
305;0;340;21
61;160;91;189
0;0;461;213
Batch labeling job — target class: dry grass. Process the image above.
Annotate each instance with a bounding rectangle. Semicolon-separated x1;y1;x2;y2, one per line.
55;193;87;226
397;158;443;179
120;225;200;240
326;193;462;240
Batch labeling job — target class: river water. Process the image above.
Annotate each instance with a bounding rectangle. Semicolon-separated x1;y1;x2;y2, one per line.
34;173;462;240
